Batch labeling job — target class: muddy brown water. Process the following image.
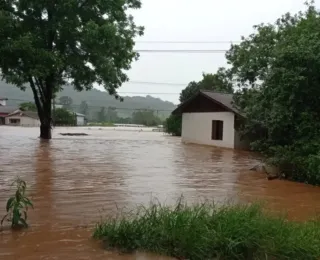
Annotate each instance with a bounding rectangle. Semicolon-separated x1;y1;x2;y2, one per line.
1;126;320;260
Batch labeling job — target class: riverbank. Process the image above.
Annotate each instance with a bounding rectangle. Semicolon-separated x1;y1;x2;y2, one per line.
93;201;320;260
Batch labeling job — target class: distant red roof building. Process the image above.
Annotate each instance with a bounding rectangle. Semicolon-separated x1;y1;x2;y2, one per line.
0;106;18;124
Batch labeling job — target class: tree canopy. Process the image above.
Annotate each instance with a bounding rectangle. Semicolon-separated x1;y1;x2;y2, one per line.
79;100;89;116
19;102;37;112
227;2;320;184
0;0;143;138
179;68;233;103
54;108;76;126
59;96;73;110
131;110;162;126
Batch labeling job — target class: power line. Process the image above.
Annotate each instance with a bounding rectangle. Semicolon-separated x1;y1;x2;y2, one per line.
136;40;240;44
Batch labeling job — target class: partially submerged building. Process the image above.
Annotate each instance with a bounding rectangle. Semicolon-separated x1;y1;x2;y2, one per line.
0;101;18;125
172;90;249;150
5;110;40;127
75;113;86;126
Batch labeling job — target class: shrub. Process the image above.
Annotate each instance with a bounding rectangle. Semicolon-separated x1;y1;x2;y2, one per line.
93;200;320;260
164;115;182;136
1;178;33;228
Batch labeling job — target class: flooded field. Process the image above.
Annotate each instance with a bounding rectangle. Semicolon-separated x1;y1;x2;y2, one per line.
1;126;320;259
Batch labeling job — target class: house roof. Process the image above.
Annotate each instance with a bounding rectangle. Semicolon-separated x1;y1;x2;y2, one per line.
23;111;39;119
7;110;39;119
0;106;18;114
172;90;241;115
75;112;86;117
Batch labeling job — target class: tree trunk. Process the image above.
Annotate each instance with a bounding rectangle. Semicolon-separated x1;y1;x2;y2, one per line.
40;124;52;139
39;99;52;139
29;76;54;139
39;78;53;140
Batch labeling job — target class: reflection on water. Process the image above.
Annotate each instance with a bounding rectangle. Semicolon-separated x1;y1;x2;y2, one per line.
1;126;320;259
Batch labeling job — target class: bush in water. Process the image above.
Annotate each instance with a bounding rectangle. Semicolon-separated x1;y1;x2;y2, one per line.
93;199;320;260
1;178;33;228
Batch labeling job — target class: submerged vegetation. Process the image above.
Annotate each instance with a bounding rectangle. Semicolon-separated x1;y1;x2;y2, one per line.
1;178;33;229
94;200;320;260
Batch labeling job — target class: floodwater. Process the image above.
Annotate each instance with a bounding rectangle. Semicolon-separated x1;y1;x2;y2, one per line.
1;126;320;260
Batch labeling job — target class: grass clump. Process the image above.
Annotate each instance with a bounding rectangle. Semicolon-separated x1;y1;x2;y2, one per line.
93;199;320;260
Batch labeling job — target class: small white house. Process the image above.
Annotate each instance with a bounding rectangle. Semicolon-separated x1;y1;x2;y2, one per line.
172;90;249;150
5;110;41;127
75;113;86;126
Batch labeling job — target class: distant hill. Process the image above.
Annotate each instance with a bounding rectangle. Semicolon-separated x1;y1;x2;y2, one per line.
0;81;176;118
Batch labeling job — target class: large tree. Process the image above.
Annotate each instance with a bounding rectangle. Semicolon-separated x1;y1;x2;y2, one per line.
227;2;320;184
0;0;143;139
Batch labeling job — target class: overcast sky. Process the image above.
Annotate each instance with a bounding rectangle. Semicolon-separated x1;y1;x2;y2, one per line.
99;0;309;104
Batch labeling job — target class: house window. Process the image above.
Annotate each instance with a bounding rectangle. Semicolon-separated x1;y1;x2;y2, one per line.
9;118;20;124
211;120;223;140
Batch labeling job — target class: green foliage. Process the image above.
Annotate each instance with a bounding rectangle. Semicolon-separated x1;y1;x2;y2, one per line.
179;68;233;103
54;108;76;126
0;0;143;138
105;107;118;122
93;199;320;260
59;96;73;110
166;69;233;136
164;114;182;136
131;110;162;126
1;178;33;229
115;117;132;124
19;102;36;112
97;107;107;122
79;101;89;116
227;2;320;184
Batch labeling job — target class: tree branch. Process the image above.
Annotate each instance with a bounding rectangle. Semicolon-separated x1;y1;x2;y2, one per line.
29;76;44;123
34;77;46;104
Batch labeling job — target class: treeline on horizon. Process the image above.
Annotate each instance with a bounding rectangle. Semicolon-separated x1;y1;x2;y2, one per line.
19;98;164;127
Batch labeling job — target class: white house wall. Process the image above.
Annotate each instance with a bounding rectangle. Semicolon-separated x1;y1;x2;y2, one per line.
21;116;40;127
76;116;85;126
5;116;40;127
181;112;235;149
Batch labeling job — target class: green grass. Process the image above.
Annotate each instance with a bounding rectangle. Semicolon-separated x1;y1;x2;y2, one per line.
93;200;320;260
